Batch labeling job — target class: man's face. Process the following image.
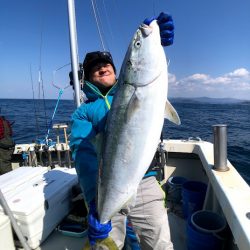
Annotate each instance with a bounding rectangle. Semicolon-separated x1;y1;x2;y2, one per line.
89;62;116;89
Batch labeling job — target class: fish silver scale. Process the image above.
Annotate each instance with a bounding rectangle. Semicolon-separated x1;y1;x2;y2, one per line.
98;21;168;224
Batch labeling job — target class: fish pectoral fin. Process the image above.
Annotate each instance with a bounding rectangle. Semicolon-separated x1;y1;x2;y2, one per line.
164;100;181;125
126;90;141;122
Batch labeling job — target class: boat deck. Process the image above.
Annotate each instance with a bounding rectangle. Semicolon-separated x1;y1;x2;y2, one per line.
30;208;187;250
7;139;250;250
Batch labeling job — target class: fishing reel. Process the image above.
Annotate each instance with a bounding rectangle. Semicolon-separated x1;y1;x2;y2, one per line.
148;136;168;182
69;63;84;89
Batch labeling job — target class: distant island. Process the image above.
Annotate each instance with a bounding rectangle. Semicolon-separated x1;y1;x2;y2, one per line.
169;97;249;104
0;97;249;104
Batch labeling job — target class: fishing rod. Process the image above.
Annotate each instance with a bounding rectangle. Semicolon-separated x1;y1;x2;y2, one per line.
30;64;40;139
38;25;49;134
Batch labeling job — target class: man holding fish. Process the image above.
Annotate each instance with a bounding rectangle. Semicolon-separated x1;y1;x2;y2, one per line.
70;11;179;250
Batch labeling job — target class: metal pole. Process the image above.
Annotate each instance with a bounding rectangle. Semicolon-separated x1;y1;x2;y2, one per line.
67;0;81;107
38;149;43;166
55;128;62;167
213;124;229;172
63;127;71;168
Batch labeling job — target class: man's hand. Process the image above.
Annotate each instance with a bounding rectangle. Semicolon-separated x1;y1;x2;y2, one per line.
87;200;112;246
143;12;174;46
83;200;118;249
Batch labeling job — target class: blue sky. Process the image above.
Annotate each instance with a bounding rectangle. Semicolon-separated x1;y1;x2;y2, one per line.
1;0;250;100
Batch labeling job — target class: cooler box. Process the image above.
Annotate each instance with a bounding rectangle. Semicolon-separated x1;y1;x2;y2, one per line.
0;167;48;199
2;167;78;249
0;213;15;250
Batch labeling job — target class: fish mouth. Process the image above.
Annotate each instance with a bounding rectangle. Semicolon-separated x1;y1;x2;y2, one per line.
139;23;153;37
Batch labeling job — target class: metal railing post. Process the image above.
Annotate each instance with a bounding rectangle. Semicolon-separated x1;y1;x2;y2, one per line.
213;124;229;171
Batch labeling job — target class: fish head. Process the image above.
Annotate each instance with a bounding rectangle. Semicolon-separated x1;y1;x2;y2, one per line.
120;20;166;87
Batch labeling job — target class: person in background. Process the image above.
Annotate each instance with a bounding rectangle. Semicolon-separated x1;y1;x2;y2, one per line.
70;12;175;249
0;113;15;175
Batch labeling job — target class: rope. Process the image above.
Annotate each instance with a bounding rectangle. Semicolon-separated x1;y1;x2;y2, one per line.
102;0;114;45
54;62;71;72
91;0;106;51
41;63;71;145
52;63;71;90
44;88;64;144
36;63;71;145
95;0;110;52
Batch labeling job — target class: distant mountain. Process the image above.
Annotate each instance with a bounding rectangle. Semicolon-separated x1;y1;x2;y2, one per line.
169;97;248;104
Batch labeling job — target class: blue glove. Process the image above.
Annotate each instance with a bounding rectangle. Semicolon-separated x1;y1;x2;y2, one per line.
143;12;174;46
87;200;112;246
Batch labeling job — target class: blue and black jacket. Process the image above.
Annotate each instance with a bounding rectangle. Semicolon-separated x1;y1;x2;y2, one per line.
70;81;156;205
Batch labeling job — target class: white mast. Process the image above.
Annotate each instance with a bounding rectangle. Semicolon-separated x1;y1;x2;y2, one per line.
67;0;81;107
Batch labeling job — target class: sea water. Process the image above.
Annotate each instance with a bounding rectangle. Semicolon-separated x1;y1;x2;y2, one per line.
0;98;249;185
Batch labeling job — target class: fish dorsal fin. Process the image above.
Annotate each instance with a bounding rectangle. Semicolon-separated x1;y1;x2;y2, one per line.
164;100;181;125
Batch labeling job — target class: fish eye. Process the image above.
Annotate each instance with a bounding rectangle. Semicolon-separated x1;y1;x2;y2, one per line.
134;40;141;48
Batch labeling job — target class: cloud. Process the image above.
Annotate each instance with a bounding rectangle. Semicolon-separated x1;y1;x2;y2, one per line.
226;68;250;78
169;68;250;99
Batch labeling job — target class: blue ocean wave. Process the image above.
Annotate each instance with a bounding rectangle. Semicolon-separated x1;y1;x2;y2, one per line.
1;98;249;184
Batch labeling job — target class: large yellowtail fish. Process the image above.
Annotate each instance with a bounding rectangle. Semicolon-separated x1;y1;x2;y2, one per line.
98;20;180;224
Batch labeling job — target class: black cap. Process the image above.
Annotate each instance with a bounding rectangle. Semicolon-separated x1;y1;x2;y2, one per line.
83;51;116;81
